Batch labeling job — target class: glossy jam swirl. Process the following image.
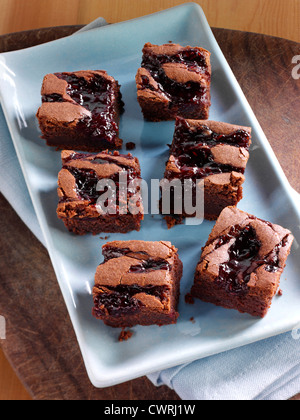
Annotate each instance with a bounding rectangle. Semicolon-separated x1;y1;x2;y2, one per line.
93;284;169;317
216;225;261;295
140;48;210;108
66;167;139;205
94;246;172;317
103;246;171;272
60;153;140;208
166;118;251;180
42;73;124;144
142;48;210;75
172;118;251;150
212;224;288;295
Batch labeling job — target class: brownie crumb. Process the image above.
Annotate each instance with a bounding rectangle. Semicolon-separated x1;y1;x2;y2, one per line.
164;215;184;229
126;142;136;151
185;293;195;304
277;289;283;296
118;328;134;342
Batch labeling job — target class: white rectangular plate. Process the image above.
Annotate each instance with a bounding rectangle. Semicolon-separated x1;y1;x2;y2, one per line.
0;3;300;388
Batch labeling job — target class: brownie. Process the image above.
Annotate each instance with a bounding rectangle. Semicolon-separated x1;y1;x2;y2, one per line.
92;240;183;328
190;207;294;317
36;70;124;152
163;117;252;221
56;150;144;235
135;43;211;121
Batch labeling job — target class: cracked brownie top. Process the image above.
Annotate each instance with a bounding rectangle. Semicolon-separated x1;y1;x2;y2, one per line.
37;70;124;150
57;150;143;219
197;207;294;296
93;240;180;317
165;117;252;180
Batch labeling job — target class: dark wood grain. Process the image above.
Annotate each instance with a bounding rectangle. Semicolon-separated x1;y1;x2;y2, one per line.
0;26;299;400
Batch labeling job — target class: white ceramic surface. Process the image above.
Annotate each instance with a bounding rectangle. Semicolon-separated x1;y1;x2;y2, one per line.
0;3;299;388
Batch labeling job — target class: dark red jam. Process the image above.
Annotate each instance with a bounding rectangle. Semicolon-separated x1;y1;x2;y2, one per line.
103;246;171;272
141;48;209;75
42;93;64;102
173;118;251;149
103;246;146;261
129;259;170;273
93;246;172;317
42;72;124;144
262;235;289;273
93;284;169;317
166;118;251;180
140;48;210;109
216;225;261;295
140;74;208;109
60;153;140;208
126;142;136;151
211;223;288;295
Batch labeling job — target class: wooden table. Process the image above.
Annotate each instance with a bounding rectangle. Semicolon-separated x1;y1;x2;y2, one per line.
0;0;299;43
0;25;299;400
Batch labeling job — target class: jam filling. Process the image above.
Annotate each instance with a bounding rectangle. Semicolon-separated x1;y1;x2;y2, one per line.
141;49;209;75
163;119;250;214
129;259;170;273
140;74;208;109
93;284;170;317
103;246;147;261
60;154;140;207
140;49;210;108
173;118;251;150
103;246;171;272
94;246;172;317
42;73;124;143
42;93;64;102
166;118;251;180
66;167;139;207
216;225;261;295
210;224;288;295
167;154;243;179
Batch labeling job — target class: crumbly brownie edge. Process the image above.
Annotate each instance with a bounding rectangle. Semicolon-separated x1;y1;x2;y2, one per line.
60;214;143;236
45;135;123;152
191;280;272;317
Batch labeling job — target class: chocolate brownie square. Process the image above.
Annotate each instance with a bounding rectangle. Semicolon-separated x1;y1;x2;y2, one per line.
190;207;294;317
163;117;252;221
56;150;144;235
136;43;211;121
92;240;183;328
36;70;124;152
